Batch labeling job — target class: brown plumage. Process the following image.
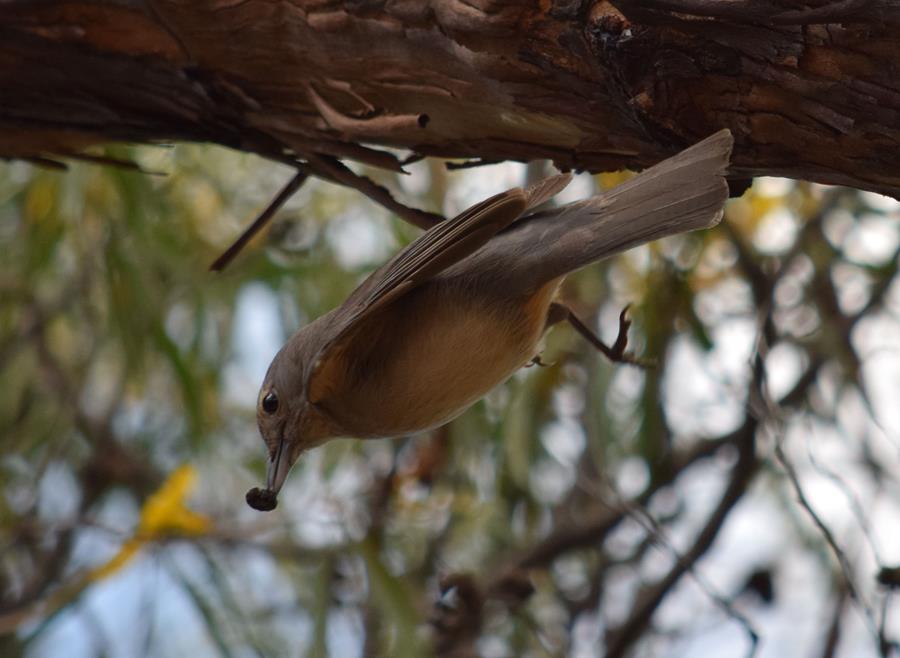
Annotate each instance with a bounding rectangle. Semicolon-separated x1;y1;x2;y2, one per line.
248;129;733;509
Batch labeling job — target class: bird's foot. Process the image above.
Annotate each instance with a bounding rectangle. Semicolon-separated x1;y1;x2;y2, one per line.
552;303;654;368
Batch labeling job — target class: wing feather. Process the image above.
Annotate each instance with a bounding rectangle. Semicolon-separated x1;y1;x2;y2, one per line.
306;174;573;404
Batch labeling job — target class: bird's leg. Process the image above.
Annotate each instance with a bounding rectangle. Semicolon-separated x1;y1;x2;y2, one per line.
548;302;650;366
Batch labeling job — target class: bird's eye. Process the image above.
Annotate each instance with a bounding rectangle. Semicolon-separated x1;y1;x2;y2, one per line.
262;392;279;414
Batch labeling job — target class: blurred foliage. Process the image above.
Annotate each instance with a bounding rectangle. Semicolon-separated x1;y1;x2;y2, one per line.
1;144;900;658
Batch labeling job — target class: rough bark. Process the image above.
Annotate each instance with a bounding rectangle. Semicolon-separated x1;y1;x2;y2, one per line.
3;1;900;196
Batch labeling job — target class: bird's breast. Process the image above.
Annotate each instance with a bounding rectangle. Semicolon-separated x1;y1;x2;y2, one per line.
325;278;559;438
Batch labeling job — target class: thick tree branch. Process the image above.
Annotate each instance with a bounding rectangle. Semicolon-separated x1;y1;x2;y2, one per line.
3;1;900;197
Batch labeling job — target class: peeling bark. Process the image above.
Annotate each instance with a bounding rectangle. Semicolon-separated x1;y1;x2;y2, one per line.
3;1;900;196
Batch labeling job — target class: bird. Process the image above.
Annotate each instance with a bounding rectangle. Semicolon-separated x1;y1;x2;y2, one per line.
245;129;733;511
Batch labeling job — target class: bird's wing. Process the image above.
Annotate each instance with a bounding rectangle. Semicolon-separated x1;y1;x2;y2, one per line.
306;173;572;404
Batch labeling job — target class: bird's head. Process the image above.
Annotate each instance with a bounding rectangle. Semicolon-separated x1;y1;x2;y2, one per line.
247;329;334;510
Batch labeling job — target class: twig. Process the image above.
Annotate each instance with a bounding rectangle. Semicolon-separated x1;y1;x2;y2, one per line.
820;586;849;658
23;156;68;170
605;420;759;658
805;429;884;568
445;158;501;171
308;85;429;139
64;152;167;176
773;430;893;657
304;154;443;230
209;170;308;271
772;440;861;604
618;495;761;657
754;314;888;656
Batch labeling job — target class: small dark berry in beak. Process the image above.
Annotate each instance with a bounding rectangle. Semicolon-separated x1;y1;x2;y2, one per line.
246;487;278;511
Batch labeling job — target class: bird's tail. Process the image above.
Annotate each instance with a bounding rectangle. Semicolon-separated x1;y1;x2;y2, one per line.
476;129;734;291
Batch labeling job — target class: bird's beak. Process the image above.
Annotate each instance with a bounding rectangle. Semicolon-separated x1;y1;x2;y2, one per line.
266;436;292;494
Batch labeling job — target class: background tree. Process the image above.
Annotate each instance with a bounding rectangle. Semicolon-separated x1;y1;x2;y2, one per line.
2;143;899;657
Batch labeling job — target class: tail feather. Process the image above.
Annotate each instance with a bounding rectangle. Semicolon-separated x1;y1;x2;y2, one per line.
470;129;733;291
523;172;573;210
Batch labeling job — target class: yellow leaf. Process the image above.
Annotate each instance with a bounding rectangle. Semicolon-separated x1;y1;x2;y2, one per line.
86;465;211;584
596;170;635;191
138;465;211;536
